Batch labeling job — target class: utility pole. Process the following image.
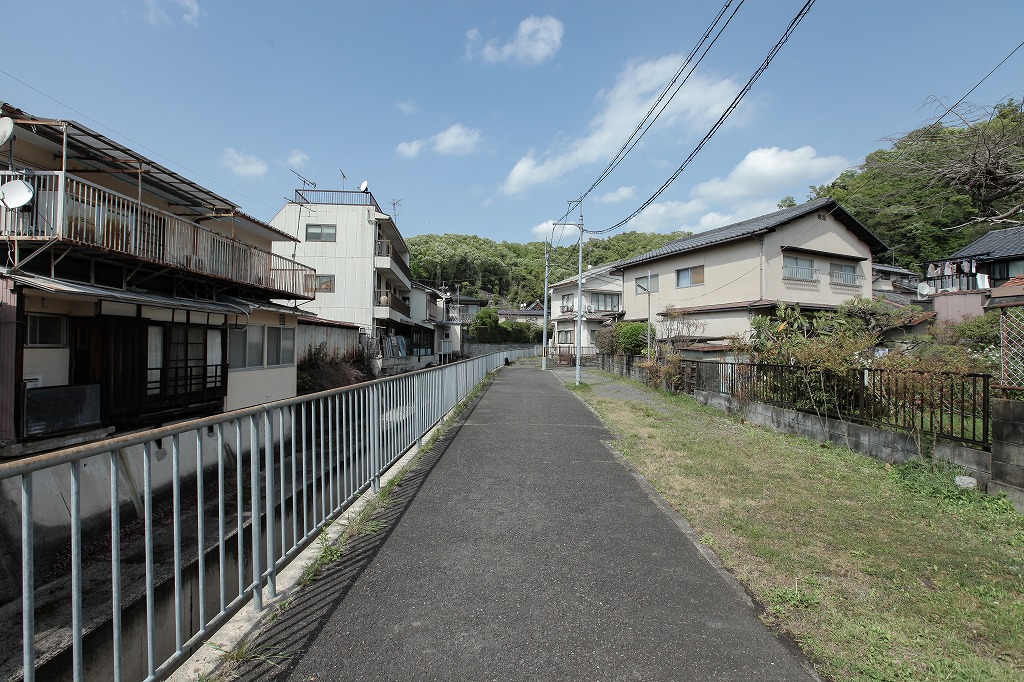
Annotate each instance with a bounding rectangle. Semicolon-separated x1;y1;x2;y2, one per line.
552;198;584;386
541;244;550;370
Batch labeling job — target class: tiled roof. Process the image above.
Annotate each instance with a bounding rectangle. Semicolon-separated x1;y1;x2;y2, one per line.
1000;275;1024;288
551;261;622;288
948;224;1024;260
613;197;886;270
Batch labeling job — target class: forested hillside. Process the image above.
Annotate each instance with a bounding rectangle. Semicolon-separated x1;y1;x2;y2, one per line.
410;100;1023;302
805;100;1024;269
407;230;689;305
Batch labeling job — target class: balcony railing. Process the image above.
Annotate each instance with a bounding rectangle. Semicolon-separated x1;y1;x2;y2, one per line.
782;265;820;282
293;189;382;213
1;171;315;299
374;240;413;283
375;289;411;318
829;270;865;286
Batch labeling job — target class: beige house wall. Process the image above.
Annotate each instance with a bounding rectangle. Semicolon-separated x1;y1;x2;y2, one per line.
621;212;874;341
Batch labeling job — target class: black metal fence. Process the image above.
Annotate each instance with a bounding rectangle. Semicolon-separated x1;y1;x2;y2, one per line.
600;356;992;449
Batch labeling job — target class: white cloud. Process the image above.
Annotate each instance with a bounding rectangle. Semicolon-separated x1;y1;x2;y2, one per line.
222;148;268;178
530;220;555;240
286;149;309;168
692;146;851;202
466;16;563;65
397;100;420;115
501;54;741;195
396;140;424;158
596;186;635;203
144;0;200;26
396;123;483;158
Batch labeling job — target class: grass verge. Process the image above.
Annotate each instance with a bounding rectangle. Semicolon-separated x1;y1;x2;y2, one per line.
569;376;1024;681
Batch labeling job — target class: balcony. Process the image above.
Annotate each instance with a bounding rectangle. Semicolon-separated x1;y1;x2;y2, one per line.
1;171;315;299
374;239;413;289
375;289;411;318
829;270;865;287
427;300;442;321
782;265;820;282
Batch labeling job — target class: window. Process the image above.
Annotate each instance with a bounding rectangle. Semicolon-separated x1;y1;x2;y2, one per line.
591;293;620;311
557;329;573;344
229;324;265;368
675;265;704;288
305;223;336;242
26;314;67;346
830;262;859;286
635;274;659;294
147;324;224;397
561;293;575;312
783;255;816;281
313;275;335;293
267;326;295;366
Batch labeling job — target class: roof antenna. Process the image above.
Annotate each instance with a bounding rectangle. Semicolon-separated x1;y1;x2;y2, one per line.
291;169;316;189
340;169;347;190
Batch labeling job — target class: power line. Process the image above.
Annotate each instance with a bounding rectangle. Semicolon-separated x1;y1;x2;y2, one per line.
682;36;1024;305
587;0;818;236
548;0;741;243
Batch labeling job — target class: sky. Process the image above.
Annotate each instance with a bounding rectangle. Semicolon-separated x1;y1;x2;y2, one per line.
2;1;1023;247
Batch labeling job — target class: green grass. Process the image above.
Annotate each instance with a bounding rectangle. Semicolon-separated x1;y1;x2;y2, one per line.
571;374;1024;681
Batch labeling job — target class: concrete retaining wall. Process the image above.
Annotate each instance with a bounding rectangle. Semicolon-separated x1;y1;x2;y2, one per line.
991;399;1024;509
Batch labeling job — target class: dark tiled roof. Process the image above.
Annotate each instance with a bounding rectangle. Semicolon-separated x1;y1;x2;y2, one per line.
614;198;886;270
948;224;1024;260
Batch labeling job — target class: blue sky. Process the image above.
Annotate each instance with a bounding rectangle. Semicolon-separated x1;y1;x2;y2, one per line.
2;1;1023;246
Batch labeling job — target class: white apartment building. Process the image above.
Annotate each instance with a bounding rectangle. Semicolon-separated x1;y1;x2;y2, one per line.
270;187;418;374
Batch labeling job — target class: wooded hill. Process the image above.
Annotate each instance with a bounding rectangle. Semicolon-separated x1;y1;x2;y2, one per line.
407;230;689;306
409;99;1024;306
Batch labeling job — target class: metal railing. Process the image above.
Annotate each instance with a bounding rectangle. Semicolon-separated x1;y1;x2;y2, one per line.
0;348;538;682
374;240;413;283
375;289;411;318
693;361;990;448
782;265;820;281
0;171;315;299
293;189;382;213
829;270;865;286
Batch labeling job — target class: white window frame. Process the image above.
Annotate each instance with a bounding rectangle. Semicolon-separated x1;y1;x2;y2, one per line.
675;265;704;288
305;223;337;242
635;274;659;295
783;255;817;281
267;326;296;367
556;329;573;344
229;324;265;369
829;262;859;286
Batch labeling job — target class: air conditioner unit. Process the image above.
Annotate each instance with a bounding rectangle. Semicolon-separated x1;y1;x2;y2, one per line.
585;305;594;313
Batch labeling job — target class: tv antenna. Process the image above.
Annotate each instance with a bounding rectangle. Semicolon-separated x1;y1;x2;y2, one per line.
340;169;347;190
291;169;316;188
388;197;402;218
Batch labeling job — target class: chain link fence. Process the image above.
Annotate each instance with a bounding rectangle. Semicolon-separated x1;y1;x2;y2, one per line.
1001;305;1024;388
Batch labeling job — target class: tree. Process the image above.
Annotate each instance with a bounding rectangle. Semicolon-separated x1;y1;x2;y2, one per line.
777;195;797;209
468;307;501;343
615;321;654;356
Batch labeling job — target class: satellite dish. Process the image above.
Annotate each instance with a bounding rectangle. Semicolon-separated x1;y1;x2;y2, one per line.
0;117;13;147
916;282;933;297
359;180;369;192
0;179;34;209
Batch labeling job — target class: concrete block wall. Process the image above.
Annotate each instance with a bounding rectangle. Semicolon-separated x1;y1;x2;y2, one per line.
991;399;1024;509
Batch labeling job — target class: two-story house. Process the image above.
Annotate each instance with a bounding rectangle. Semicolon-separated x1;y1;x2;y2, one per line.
922;223;1024;322
613;198;887;354
0;103;315;452
549;262;624;359
270;187;414;375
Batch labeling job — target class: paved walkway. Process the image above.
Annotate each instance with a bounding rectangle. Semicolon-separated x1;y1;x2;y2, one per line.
234;365;818;681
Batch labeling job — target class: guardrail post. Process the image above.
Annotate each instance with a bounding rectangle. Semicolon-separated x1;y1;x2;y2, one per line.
372;384;381;493
250;414;263;612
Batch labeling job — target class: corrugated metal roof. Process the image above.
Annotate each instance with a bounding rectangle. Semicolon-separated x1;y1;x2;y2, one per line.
948;224;1024;260
9;272;253;316
613;198;886;270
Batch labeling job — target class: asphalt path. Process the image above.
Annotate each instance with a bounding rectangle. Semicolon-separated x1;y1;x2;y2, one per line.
239;365;819;681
